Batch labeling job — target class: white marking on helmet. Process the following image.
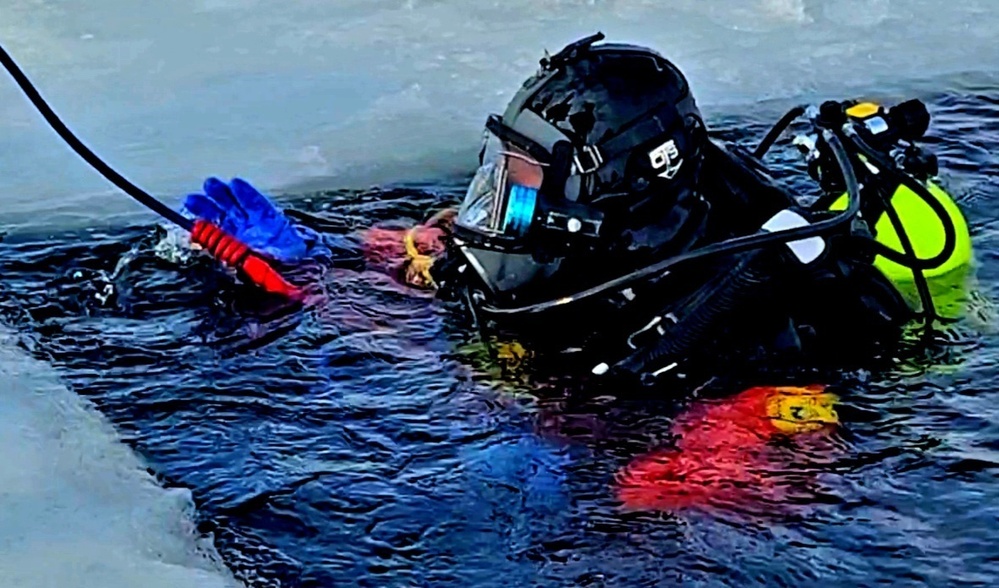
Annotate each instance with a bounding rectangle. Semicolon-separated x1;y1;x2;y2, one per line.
648;139;683;180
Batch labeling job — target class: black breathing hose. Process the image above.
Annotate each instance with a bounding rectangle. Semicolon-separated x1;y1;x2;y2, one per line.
607;125;866;379
750;101;954;320
876;183;938;320
0;43;193;232
843;127;957;270
478;130;862;317
0;42;303;298
750;101;957;272
752;104;806;158
476;99;957;320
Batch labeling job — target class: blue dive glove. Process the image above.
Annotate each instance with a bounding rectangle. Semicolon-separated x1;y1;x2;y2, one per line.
182;177;330;263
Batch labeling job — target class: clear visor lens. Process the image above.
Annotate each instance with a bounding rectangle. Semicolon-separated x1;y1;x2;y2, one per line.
457;132;545;237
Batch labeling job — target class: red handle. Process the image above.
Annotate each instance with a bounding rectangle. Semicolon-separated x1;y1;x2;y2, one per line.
191;219;302;299
240;254;302;299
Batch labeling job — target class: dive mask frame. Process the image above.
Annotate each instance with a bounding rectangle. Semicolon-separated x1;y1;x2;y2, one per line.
453;114;607;254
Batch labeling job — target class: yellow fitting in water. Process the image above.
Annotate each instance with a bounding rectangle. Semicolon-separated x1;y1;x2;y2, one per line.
765;385;840;434
403;226;437;289
846;101;881;119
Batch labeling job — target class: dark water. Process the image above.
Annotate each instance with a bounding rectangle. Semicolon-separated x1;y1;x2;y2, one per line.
1;93;998;587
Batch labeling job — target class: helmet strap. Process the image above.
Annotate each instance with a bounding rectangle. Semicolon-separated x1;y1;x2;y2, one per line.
540;140;574;198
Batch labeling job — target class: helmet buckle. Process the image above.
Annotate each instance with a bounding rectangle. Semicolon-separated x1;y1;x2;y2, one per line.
573;145;604;174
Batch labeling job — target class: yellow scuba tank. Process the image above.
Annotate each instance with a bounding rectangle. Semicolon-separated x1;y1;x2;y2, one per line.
829;177;972;277
828;102;974;319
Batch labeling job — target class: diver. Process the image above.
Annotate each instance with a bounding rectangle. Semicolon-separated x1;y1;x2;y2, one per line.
179;32;974;387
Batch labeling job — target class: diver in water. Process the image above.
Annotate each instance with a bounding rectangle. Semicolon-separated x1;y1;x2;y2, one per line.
181;32;973;387
0;31;978;522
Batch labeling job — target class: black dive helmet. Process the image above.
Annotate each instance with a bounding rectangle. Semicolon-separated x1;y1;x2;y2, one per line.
452;33;708;306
